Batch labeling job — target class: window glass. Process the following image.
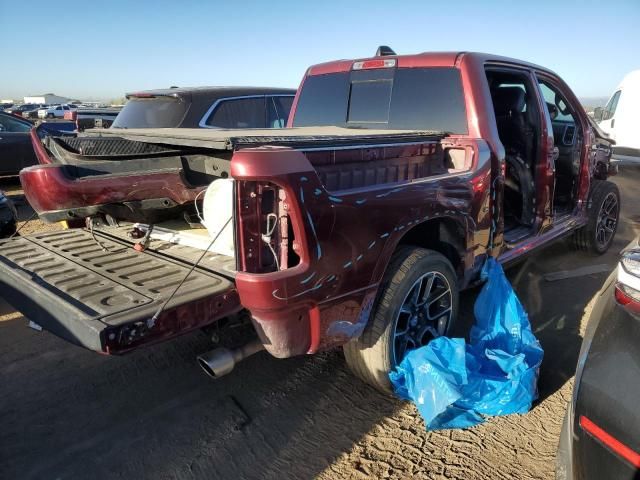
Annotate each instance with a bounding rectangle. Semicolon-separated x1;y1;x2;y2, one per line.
266;96;294;128
0;115;31;133
293;67;467;133
292;73;350;126
112;97;189;128
538;81;574;122
390;68;467;132
348;80;392;123
603;90;621;120
206;97;265;128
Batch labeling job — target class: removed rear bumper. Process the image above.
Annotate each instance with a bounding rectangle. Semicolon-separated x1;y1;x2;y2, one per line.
20;163;199;223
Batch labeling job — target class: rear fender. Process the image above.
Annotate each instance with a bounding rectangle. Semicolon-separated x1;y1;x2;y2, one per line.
232;142;490;356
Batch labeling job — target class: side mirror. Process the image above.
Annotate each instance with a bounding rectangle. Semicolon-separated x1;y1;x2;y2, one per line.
593;107;603;122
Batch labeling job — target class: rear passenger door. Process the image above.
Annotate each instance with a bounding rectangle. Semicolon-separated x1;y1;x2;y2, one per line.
201;96;266;129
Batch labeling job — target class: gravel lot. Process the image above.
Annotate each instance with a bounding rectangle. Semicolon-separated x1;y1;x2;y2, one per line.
1;166;639;480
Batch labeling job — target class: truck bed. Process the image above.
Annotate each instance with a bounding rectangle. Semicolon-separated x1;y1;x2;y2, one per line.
24;125;447;224
0;228;240;353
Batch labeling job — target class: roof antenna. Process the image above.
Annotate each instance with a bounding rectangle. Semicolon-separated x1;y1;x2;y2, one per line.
376;45;396;56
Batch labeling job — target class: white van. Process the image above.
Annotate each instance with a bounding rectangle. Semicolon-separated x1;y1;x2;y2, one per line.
595;70;640;160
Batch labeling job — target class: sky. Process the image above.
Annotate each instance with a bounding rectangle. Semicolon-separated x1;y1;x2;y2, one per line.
1;0;638;102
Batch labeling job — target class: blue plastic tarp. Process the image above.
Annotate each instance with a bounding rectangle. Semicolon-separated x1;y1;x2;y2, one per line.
389;257;544;430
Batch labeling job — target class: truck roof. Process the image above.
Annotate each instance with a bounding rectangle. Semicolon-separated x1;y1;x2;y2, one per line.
307;51;555;77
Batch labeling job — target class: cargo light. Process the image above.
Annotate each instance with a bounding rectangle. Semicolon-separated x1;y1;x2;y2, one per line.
352;59;396;70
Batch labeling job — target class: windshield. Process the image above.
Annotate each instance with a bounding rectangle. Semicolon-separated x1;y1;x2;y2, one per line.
293;67;467;134
112;96;189;128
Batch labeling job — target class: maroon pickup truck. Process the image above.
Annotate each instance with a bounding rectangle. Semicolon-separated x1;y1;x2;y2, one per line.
0;50;618;392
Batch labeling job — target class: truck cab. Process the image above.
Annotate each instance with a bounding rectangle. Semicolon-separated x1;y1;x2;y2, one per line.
290;51;616;258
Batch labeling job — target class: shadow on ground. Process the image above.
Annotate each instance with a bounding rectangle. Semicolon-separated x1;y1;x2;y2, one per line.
0;309;397;480
0;166;638;479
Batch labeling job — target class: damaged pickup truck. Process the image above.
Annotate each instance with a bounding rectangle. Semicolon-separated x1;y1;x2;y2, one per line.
0;50;618;392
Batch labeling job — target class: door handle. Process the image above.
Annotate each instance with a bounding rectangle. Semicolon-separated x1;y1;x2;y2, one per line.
611;119;615;128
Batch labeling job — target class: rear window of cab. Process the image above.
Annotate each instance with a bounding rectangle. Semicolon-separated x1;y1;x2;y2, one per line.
292;67;468;134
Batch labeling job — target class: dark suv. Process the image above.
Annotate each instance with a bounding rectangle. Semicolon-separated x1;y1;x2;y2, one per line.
0;191;17;238
110;86;296;129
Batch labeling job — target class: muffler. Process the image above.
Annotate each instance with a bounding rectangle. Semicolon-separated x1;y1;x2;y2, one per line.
197;339;264;378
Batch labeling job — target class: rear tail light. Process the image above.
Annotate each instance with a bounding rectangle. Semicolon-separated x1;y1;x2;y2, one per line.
236;181;299;274
615;249;640;314
352;58;396;70
580;415;640;468
615;283;640;314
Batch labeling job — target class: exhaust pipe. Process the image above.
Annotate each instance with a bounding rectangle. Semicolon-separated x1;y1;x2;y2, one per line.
197;339;264;379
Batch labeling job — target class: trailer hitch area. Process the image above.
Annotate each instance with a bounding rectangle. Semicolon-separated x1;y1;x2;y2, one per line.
132;224;154;252
197;339;265;379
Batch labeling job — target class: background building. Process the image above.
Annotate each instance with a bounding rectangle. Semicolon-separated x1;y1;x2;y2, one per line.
23;93;75;105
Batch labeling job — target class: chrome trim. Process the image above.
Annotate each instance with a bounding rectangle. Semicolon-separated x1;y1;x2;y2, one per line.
198;94;295;129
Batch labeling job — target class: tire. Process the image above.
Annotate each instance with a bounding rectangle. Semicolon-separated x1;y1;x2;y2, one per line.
343;246;459;393
573;179;620;255
47;113;54;118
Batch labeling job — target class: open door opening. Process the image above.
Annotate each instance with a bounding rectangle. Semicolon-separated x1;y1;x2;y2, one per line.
537;79;584;217
486;69;542;244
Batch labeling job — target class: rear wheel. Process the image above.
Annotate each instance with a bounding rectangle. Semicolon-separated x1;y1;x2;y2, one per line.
573;180;620;254
343;247;459;393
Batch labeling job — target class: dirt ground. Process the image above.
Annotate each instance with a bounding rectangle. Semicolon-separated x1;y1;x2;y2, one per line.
1;166;639;480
